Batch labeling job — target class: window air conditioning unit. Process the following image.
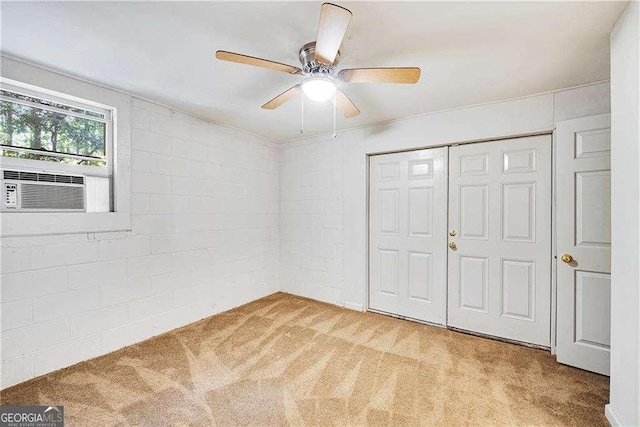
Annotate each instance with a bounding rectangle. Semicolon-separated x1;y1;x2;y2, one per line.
1;169;86;212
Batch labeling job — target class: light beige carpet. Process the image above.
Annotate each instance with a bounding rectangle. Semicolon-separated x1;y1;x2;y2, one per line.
1;292;608;426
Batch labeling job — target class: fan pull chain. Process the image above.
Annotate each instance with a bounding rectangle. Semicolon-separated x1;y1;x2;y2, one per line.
332;91;337;138
300;93;305;134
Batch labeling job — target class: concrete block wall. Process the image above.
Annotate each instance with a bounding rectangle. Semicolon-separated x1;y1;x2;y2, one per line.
277;82;611;313
279;135;344;305
0;77;611;390
0;98;279;388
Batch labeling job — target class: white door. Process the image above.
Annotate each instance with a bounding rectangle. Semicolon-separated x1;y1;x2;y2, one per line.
369;147;448;324
556;114;611;375
447;135;552;346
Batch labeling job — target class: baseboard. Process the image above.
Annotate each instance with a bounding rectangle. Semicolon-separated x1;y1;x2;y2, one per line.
605;404;622;426
343;301;364;312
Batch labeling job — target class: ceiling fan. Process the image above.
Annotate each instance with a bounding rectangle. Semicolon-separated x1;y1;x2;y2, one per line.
215;2;421;119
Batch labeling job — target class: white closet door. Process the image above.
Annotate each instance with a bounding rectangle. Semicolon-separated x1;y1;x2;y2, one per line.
447;135;552;346
369;147;448;324
556;114;611;375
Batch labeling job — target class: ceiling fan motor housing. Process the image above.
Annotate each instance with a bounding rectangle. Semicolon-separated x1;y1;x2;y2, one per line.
299;42;340;76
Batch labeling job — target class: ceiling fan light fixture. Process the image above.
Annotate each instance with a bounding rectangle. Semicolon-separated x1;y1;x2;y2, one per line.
302;77;336;102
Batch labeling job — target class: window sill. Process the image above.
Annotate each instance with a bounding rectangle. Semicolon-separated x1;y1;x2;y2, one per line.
0;211;131;237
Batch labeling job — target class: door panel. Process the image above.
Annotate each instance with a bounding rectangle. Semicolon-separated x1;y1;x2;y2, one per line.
502;182;536;241
369;148;447;324
556;114;611;375
575;271;611;348
459;256;488;312
501;259;535;320
460;185;489;239
448;135;552;346
576;171;611;246
408;187;433;236
378;189;399;234
408;252;432;301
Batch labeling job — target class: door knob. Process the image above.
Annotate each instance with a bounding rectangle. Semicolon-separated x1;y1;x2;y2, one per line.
561;254;573;263
449;230;457;237
449;242;457;250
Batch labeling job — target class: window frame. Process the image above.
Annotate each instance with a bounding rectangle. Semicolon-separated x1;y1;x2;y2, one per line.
0;56;132;237
0;81;113;177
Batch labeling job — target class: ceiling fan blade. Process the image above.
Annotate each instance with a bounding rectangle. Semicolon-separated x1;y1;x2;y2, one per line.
334;88;360;118
314;3;352;65
261;85;301;110
216;50;302;75
338;67;421;84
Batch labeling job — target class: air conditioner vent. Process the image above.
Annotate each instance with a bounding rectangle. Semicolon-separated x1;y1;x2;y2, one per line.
3;170;19;180
21;183;84;210
20;172;38;181
1;169;84;184
38;173;56;183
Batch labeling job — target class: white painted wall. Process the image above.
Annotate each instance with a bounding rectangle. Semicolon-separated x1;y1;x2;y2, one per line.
279;134;344;305
607;2;640;425
280;82;610;312
0;64;280;389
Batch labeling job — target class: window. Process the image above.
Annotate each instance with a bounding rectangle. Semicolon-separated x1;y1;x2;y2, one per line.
0;81;114;213
1;59;131;236
0;86;110;167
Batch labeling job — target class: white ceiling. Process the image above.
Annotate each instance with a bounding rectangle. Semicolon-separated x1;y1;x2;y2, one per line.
0;1;627;142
